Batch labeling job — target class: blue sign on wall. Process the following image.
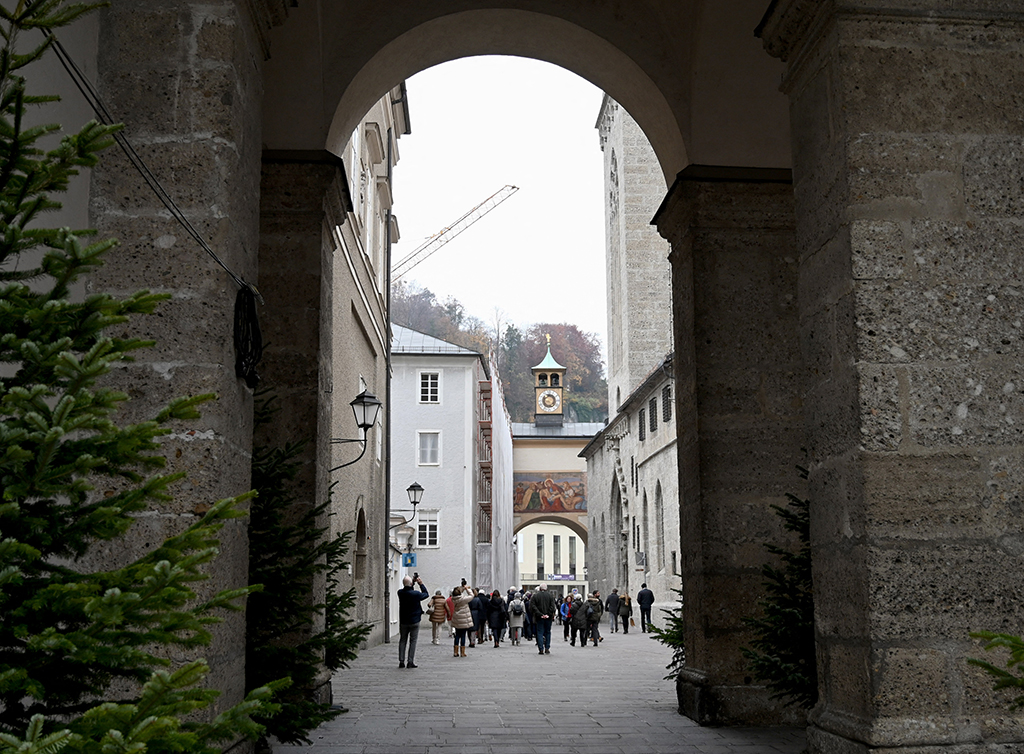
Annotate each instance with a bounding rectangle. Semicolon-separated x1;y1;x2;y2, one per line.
401;553;417;568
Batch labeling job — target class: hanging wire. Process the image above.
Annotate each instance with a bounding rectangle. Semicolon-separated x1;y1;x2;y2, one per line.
30;9;267;387
43;31;262;302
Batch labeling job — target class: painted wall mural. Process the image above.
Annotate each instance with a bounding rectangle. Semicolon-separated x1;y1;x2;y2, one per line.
514;472;587;513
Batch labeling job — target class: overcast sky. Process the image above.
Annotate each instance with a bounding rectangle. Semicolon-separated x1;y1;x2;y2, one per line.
390;56;607;354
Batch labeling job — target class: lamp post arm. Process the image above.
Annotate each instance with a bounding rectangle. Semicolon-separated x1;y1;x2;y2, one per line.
329;435;368;472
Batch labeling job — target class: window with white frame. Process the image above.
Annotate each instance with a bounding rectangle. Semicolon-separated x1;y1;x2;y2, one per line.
419;372;439;403
417;510;439;547
417;431;440;465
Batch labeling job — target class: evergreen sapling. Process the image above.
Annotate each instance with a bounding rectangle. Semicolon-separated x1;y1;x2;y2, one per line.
247;392;370;746
0;1;279;750
741;466;817;710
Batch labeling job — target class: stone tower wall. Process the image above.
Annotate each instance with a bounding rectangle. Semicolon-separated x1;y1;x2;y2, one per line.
598;97;674;413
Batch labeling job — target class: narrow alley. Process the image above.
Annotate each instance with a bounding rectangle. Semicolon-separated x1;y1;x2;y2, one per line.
271;628;806;754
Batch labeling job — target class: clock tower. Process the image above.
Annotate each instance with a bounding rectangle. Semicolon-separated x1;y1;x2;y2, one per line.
532;335;566;427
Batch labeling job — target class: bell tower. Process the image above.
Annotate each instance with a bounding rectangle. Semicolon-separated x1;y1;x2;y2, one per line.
532;334;566;427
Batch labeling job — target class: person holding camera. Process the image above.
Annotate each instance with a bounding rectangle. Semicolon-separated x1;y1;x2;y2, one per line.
396;573;429;668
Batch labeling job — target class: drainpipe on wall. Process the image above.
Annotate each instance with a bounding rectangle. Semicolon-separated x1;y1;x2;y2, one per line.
382;125;394;643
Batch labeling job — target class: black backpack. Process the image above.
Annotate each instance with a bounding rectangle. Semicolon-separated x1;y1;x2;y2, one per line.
511;599;524;615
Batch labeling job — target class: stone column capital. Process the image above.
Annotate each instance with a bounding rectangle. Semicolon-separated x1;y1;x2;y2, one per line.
758;0;1024;63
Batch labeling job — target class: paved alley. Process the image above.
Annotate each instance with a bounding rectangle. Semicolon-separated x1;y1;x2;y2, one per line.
271;626;806;754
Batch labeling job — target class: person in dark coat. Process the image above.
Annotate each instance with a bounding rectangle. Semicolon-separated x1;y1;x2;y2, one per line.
605;588;621;633
530;583;559;654
637;583;656;632
586;592;604;646
486;590;508;647
522;591;534;641
396;574;429;668
569;594;588;646
468;588;486;648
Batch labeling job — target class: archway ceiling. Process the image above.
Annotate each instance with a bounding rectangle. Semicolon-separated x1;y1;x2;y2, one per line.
262;0;791;181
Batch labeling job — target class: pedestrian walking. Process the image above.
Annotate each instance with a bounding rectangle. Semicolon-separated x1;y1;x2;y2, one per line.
637;583;655;632
508;592;526;645
586;591;604;646
530;583;558;655
560;595;571;642
570;593;588;646
450;584;475;657
619;592;633;633
487;590;508;647
469;588;486;648
605;588;621;633
396;575;429;668
428;589;448;645
522;590;534;641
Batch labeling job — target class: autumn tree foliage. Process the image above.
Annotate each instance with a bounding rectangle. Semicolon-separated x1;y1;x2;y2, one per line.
390;281;491;355
390;283;608;423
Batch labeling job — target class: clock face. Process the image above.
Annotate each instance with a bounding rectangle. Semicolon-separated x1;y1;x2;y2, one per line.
538;389;561;413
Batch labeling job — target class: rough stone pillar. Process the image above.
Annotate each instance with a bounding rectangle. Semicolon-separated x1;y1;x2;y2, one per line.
257;151;346;704
655;165;803;725
85;1;263;717
758;2;1024;750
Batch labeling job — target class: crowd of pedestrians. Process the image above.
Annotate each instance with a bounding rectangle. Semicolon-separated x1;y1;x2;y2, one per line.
396;576;655;667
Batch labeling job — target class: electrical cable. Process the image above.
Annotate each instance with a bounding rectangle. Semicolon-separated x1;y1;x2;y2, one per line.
44;33;260;301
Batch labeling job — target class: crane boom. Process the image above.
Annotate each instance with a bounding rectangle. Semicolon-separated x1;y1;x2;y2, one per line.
392;185;519;280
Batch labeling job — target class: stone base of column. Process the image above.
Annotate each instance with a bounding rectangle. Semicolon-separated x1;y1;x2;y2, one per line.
677;668;806;727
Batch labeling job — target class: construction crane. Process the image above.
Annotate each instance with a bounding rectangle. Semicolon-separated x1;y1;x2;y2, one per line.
391;185;519;281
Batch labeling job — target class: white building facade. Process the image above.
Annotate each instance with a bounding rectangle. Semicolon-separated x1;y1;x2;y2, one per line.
389;326;513;629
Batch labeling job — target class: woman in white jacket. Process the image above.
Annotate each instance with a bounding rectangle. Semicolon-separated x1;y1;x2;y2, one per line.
450;584;475;657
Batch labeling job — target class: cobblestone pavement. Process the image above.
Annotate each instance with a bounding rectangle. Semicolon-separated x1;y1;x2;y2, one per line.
272;625;806;754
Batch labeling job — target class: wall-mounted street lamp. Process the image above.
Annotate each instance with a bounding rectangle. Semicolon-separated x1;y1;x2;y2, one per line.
390;482;423;530
329;390;382;471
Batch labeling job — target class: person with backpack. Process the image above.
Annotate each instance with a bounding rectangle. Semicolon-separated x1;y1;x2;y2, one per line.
507;591;526;645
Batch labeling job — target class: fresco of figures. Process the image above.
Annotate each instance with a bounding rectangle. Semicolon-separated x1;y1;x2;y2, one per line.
513;472;587;513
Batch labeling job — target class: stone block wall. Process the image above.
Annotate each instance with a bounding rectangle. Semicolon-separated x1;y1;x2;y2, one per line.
83;1;264;722
656;166;804;725
760;1;1024;750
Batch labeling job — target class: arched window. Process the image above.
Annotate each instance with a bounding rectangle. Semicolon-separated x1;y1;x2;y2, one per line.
354;506;367;580
538;374;548;386
642;491;649;559
655;481;665;571
551;374;560;386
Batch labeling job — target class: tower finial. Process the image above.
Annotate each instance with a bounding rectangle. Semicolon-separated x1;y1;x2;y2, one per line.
546;333;551;346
